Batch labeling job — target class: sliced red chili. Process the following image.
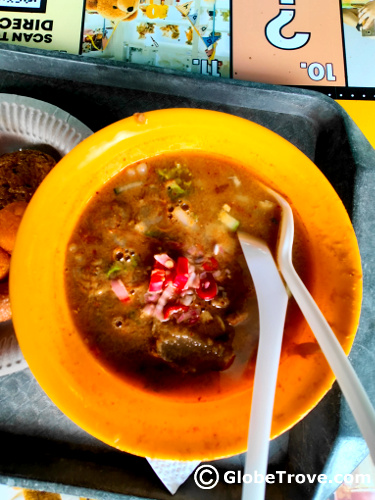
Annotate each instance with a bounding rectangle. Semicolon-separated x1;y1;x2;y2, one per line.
203;257;219;271
173;256;189;290
197;273;218;301
148;268;165;292
164;304;189;320
176;256;189;274
164;268;176;287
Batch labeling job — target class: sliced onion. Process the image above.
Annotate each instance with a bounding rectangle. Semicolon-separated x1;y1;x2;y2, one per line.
180;294;194;306
177;308;200;324
144;292;160;303
154;283;176;322
142;304;155;316
186;271;198;289
173;206;196;227
154;253;175;269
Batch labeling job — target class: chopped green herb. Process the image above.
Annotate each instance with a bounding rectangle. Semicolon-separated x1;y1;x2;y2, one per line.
166;179;185;199
157;169;173;181
106;262;123;278
145;229;166;239
106;254;139;277
157;162;189;180
130;254;140;268
145;229;178;241
157;163;192;198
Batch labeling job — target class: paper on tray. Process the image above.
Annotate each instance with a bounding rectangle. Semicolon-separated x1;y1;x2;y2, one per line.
0;320;28;377
147;458;201;494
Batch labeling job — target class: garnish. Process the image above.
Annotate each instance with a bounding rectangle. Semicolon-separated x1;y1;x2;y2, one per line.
106;262;123;278
157;162;192;199
144;250;223;323
218;204;240;232
110;279;130;303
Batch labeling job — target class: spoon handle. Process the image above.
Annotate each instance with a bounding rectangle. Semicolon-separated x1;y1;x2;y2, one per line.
270;187;375;464
239;234;289;500
283;262;375;464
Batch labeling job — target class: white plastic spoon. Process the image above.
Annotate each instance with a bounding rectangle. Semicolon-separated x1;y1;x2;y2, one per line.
269;188;375;464
238;232;289;500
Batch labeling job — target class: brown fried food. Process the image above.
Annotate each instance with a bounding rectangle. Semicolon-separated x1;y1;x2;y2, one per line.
0;247;10;280
23;490;62;500
0;149;56;209
0;281;11;322
0;201;28;253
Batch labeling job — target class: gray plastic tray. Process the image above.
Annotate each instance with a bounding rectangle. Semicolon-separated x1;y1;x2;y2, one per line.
0;43;374;500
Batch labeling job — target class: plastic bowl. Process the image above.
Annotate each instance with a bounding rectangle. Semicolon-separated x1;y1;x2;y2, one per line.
10;108;362;460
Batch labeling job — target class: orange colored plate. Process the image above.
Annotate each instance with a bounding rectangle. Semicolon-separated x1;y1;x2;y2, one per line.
10;109;362;461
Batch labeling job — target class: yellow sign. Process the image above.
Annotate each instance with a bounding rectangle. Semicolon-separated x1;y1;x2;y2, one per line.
145;1;169;20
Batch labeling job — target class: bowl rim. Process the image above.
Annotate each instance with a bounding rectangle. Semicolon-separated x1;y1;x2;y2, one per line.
10;108;362;460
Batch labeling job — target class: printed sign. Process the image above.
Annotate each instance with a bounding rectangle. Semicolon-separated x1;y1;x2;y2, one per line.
0;0;83;52
0;0;47;13
231;0;375;96
232;0;346;87
1;0;375;99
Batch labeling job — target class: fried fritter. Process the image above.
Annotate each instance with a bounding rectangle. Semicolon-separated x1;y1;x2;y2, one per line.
0;201;28;253
0;281;11;322
0;247;10;280
0;149;56;322
0;149;56;209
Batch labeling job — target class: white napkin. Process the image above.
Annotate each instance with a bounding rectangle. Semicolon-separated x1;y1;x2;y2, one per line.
147;458;201;494
0;321;28;377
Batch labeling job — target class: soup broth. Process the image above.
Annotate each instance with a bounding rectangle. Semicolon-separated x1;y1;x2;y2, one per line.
65;151;311;398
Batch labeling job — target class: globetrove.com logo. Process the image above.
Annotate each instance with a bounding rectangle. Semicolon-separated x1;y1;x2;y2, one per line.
193;465;371;490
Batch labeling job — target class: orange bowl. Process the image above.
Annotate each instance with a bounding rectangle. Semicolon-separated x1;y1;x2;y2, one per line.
9;108;362;461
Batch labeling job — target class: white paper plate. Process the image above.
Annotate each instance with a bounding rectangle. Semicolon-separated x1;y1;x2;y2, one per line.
0;94;93;156
0;94;93;377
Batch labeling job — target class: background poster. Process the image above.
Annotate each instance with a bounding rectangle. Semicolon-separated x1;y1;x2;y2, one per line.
81;0;375;98
1;1;375;98
232;0;375;93
232;0;346;87
342;2;375;88
82;0;231;78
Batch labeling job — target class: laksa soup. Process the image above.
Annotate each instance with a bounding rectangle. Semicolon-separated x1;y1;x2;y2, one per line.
65;151;311;398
